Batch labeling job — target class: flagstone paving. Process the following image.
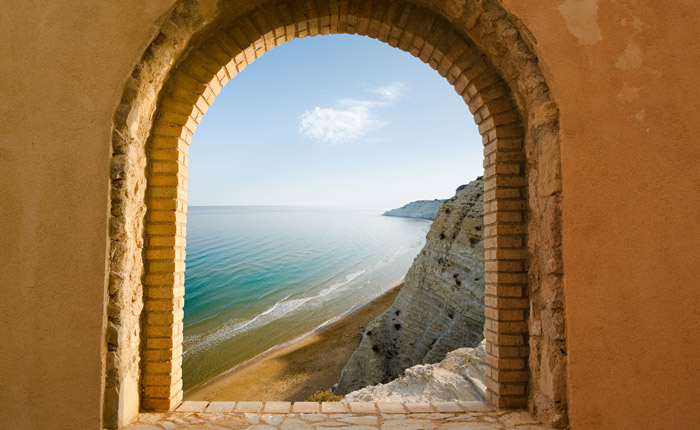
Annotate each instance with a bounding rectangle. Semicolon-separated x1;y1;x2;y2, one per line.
125;401;554;429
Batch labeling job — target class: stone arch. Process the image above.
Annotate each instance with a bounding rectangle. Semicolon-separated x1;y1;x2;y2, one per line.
106;0;566;427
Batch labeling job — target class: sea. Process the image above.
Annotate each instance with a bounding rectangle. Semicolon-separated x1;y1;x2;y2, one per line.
182;206;432;391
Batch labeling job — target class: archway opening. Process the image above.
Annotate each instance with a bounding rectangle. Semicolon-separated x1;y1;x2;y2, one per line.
106;1;566;428
178;33;485;400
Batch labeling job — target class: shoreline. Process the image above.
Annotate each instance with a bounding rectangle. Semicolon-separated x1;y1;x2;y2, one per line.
184;280;404;401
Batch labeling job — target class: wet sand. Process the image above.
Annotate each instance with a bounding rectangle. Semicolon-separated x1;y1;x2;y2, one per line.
184;281;403;402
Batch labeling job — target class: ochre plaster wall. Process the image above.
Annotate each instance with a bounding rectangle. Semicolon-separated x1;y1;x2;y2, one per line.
0;1;176;429
1;1;699;429
499;1;700;428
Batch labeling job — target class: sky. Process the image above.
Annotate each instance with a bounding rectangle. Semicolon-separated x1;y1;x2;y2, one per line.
188;34;483;209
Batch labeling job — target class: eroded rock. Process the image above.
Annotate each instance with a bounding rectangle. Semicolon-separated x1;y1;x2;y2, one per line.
344;341;486;403
336;179;485;394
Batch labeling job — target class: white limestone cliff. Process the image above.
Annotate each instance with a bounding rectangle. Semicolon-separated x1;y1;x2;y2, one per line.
383;199;448;220
343;340;486;402
336;178;485;394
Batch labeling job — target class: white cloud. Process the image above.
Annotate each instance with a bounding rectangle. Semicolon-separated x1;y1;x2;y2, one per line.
299;99;385;145
299;82;406;145
371;82;407;103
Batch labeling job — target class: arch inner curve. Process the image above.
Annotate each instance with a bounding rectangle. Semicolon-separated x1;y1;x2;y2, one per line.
105;1;566;428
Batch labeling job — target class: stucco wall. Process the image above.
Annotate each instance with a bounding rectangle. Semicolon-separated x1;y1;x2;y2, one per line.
0;1;175;429
499;1;700;428
1;1;699;429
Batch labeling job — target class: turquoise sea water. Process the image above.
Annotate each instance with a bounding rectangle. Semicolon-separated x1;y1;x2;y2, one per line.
182;206;431;391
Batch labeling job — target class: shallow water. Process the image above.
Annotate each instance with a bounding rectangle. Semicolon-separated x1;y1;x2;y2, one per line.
183;206;431;390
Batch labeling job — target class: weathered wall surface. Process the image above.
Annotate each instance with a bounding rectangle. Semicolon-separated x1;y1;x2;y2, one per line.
337;179;485;394
0;1;176;429
497;1;700;429
1;1;700;430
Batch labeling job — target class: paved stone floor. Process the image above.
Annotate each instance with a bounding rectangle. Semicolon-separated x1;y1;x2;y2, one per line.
125;401;553;429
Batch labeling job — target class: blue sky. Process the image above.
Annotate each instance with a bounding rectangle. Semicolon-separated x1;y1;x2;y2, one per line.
188;34;483;209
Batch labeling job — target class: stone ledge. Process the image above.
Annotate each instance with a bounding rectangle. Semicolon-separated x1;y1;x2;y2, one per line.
128;404;555;430
173;400;494;414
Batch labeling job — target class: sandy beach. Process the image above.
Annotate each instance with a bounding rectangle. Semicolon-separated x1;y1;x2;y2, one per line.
184;281;403;402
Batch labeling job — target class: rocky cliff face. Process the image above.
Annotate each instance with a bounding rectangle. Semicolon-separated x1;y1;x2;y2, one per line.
343;340;486;403
336;178;485;394
383;199;447;220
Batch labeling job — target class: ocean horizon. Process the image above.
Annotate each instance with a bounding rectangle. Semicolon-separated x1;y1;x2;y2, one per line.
182;205;431;391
